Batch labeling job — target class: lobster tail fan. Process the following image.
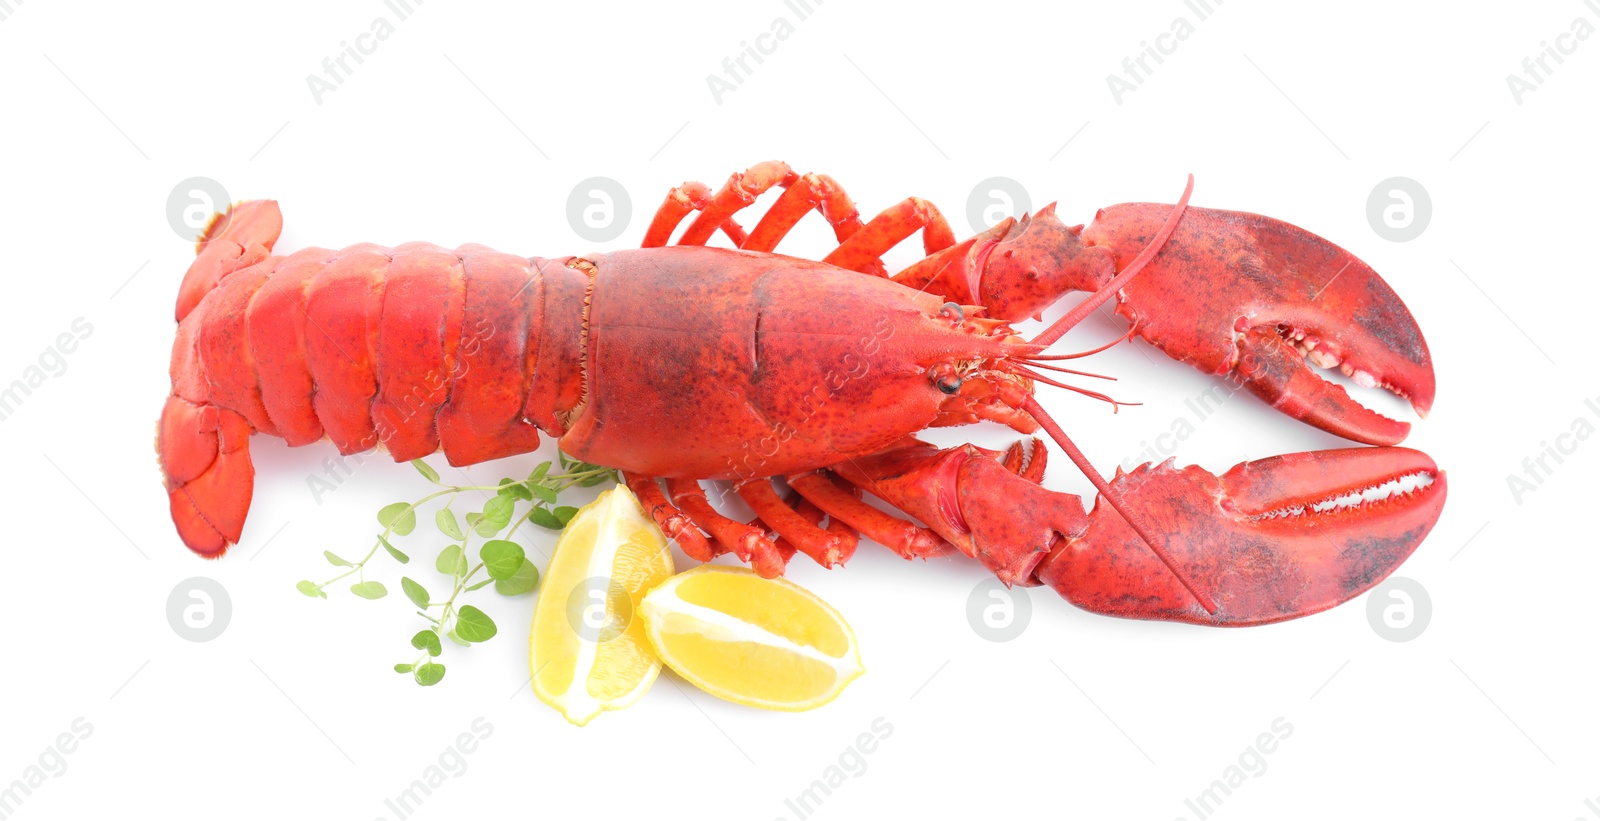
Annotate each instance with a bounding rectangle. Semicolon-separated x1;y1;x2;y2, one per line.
158;395;254;557
176;199;283;321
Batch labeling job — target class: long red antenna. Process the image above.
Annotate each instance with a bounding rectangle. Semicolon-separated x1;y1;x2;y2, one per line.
1020;176;1216;614
1032;174;1194;348
1023;396;1218;614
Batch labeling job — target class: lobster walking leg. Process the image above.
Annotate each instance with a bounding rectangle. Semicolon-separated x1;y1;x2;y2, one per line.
641;180;751;248
625;472;719;562
665;478;785;578
821;197;957;274
787;470;947;560
737;480;848;568
743;173;867;253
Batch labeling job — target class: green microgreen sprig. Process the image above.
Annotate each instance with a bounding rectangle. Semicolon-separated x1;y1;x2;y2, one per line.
297;453;618;687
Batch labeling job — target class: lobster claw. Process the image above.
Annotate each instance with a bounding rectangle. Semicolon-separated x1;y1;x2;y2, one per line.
835;440;1445;626
1082;204;1435;446
1033;447;1447;626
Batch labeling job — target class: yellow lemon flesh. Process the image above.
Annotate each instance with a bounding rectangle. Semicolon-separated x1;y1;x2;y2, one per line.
530;485;674;726
640;566;863;711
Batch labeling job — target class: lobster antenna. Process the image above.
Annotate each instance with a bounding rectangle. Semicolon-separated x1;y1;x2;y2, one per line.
1021;395;1219;615
1031;174;1194;349
1024;323;1139;361
1009;365;1136;411
1019;360;1117;381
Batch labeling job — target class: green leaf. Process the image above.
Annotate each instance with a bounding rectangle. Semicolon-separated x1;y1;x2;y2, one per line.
530;461;552;482
483;495;514;525
529;506;564;530
413;661;445;686
455;605;498;642
411;629;442;657
445;629;471;647
476;495;514;536
528;482;559;505
465;511;482;531
379;535;410;564
411;459;440;483
553;506;579;527
296;580;325;599
436;508;464;540
480;540;525;581
494;559;540;596
378;502;417;536
323;550;352;567
435;544;467;577
350;580;388;600
580;472;613;488
498;478;534;502
401;576;430;609
465;578;494;592
394;663;414;673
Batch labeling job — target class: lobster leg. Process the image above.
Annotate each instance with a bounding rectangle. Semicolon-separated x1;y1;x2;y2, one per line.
624;472;719;563
743;173;868;254
829;439;1448;626
821;197;958;275
641;179;751;248
665;478;785;578
788;470;948;560
737;479;849;568
648;162;958;279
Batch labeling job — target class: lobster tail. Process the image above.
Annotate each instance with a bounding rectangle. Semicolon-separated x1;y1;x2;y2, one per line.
159;394;254;557
161;199;596;556
176;199;282;322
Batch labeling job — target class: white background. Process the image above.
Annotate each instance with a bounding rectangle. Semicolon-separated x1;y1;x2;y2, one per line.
2;1;1597;819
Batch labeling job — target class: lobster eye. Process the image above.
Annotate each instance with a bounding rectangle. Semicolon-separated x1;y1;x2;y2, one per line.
936;374;963;394
938;302;964;324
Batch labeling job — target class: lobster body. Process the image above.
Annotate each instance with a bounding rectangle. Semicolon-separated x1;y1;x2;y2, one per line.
160;163;1448;626
564;246;1015;480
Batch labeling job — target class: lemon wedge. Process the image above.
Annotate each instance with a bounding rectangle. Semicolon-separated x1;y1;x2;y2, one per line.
530;485;674;726
640;566;863;711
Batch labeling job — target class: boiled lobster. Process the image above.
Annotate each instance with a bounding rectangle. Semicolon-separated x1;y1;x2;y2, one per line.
159;161;1446;626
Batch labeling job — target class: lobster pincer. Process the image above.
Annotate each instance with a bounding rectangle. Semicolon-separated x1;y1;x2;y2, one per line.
827;439;1445;626
894;191;1435;446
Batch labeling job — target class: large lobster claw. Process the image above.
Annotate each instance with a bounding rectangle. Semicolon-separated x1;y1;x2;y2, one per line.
834;441;1446;626
916;200;1438;446
1082;204;1435;446
1035;447;1445;625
